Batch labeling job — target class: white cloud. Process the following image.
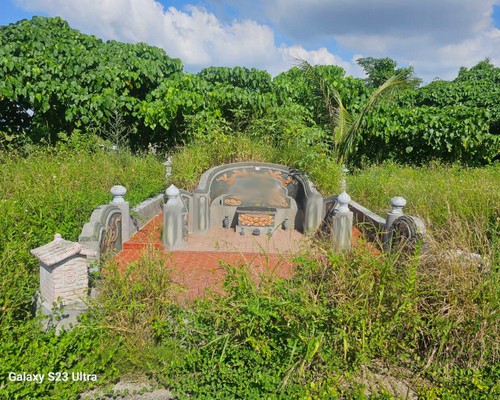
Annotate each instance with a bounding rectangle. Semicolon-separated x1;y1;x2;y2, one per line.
336;26;500;80
14;0;500;81
220;0;500;81
279;45;353;72
15;0;351;75
234;0;498;44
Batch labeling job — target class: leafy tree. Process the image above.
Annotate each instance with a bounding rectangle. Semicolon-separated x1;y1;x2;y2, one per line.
139;70;278;142
0;16;498;165
198;66;273;92
357;59;500;165
0;16;182;147
357;56;421;89
272;65;370;138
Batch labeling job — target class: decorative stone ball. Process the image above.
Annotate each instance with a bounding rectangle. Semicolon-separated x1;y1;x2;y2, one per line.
110;185;127;203
390;196;407;214
337;191;351;212
166;184;180;199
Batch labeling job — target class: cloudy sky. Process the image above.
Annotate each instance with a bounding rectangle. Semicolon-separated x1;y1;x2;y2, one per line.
1;0;499;81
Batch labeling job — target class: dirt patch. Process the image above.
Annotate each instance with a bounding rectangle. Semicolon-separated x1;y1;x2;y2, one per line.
357;364;419;399
80;375;173;400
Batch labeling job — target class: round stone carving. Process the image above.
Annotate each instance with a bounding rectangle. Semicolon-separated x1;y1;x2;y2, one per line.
110;185;127;203
64;270;77;285
390;215;419;252
390;196;406;214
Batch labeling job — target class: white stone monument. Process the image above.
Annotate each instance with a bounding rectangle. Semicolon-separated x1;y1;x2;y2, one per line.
31;234;90;306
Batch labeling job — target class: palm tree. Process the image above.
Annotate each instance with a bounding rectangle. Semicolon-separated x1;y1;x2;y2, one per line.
298;60;414;163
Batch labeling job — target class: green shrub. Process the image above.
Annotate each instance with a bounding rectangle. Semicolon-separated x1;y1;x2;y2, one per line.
169;132;342;194
1;132;498;399
98;242;498;399
0;318;119;400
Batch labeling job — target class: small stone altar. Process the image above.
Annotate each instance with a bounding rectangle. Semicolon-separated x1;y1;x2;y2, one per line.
236;206;277;235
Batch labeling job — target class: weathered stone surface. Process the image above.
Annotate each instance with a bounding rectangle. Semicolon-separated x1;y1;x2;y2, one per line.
191;162;323;234
332;207;353;252
131;193;164;234
110;185;127;203
111;186;130;242
39;255;88;305
163;185;184;250
31;234;81;267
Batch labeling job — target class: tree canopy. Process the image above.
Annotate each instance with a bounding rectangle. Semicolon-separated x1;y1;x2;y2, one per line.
1;17;498;164
357;56;422;89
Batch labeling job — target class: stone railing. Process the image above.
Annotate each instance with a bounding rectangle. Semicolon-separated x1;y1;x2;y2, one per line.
30;159;427;330
323;193;426;253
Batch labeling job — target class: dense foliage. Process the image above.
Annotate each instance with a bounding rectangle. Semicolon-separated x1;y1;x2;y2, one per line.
0;134;498;398
98;233;498;399
357;56;422;89
359;60;500;165
1;17;499;164
0;137;165;399
0;16;182;148
0;15;499;399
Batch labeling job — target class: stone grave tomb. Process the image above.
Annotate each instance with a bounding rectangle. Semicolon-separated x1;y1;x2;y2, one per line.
164;162;324;244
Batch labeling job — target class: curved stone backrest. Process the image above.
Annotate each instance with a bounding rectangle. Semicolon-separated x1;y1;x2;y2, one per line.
191;162;323;234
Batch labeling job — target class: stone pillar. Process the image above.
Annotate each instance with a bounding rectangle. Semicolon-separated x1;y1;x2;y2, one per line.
31;234;89;306
384;196;406;250
110;185;130;242
164;156;172;179
163;184;184;250
332;191;353;252
192;192;209;233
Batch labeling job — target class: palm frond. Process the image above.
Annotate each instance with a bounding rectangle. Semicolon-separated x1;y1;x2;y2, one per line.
297;59;413;163
337;71;410;161
297;59;353;152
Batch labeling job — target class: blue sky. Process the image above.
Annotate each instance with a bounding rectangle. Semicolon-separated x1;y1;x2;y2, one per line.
2;0;500;81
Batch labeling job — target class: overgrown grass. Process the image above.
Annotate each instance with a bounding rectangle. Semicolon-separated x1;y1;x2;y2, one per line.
0;138;164;318
348;162;500;252
169;133;342;194
92;242;499;399
0;136;165;399
1;133;498;399
91;247;182;372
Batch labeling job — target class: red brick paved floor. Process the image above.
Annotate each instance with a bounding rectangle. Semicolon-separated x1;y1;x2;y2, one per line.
114;213;379;300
